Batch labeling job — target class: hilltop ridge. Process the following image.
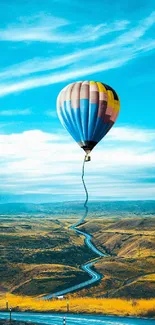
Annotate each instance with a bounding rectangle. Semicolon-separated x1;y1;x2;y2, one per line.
0;200;154;217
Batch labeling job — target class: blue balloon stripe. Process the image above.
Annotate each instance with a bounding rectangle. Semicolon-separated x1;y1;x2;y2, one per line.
64;101;81;142
60;105;80;142
92;118;104;142
92;117;109;143
59;106;77;141
58;107;72;136
60;104;113;145
71;106;85;143
80;98;89;140
97;121;112;143
88;103;98;141
99;121;113;140
97;124;110;142
64;100;84;143
65;100;76;130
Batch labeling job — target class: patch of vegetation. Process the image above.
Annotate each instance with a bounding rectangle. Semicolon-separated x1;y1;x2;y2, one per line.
0;294;155;318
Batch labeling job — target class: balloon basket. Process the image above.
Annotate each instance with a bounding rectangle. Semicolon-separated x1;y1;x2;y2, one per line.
85;154;91;162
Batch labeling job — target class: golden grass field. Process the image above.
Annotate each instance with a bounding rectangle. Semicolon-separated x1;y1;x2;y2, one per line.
0;294;155;317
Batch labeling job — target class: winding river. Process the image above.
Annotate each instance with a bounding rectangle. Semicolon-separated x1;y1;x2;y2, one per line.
1;219;153;324
42;158;106;299
43;222;106;299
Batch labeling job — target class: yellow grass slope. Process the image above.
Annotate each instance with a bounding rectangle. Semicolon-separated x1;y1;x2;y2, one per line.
0;294;155;318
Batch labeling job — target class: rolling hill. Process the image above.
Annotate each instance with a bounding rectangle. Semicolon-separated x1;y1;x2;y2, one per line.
0;207;154;299
75;217;155;298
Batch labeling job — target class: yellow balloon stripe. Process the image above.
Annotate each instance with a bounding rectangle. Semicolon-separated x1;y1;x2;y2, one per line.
107;90;114;108
114;100;120;112
96;82;107;93
90;81;96;85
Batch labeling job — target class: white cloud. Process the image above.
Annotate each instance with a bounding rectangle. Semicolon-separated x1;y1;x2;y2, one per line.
0;54;80;80
116;11;155;45
0;12;154;97
0;127;154;200
45;110;58;118
0;13;129;43
0;13;154;80
0;14;68;42
106;126;155;142
0;11;154;45
0;108;31;116
0;56;132;97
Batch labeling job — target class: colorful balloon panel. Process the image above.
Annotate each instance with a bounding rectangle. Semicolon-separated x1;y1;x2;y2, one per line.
57;81;120;153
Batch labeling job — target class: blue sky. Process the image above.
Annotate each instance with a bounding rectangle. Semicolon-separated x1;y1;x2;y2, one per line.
0;0;155;203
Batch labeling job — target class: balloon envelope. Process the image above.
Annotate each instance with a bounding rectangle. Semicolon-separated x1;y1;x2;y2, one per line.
57;81;120;153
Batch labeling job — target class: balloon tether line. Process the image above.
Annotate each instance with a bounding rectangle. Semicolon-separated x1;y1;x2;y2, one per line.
71;155;90;228
82;156;89;223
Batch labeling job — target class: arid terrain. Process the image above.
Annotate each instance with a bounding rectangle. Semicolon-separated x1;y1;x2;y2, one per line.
0;217;93;297
0;211;154;299
77;217;155;298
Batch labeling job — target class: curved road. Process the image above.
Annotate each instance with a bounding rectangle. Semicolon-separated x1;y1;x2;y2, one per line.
43;221;106;299
0;311;154;325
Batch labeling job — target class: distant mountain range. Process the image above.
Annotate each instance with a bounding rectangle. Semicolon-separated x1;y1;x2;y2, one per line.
0;200;154;217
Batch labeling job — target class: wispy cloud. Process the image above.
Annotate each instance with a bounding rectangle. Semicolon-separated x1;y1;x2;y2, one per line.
0;14;68;42
0;10;154;45
0;12;155;97
0;52;86;80
116;11;155;45
0;13;129;43
0;127;154;200
0;108;31;116
45;110;58;118
1;12;154;77
0;56;131;97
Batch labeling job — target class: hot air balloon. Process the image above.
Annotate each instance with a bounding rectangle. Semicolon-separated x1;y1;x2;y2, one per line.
57;81;120;161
